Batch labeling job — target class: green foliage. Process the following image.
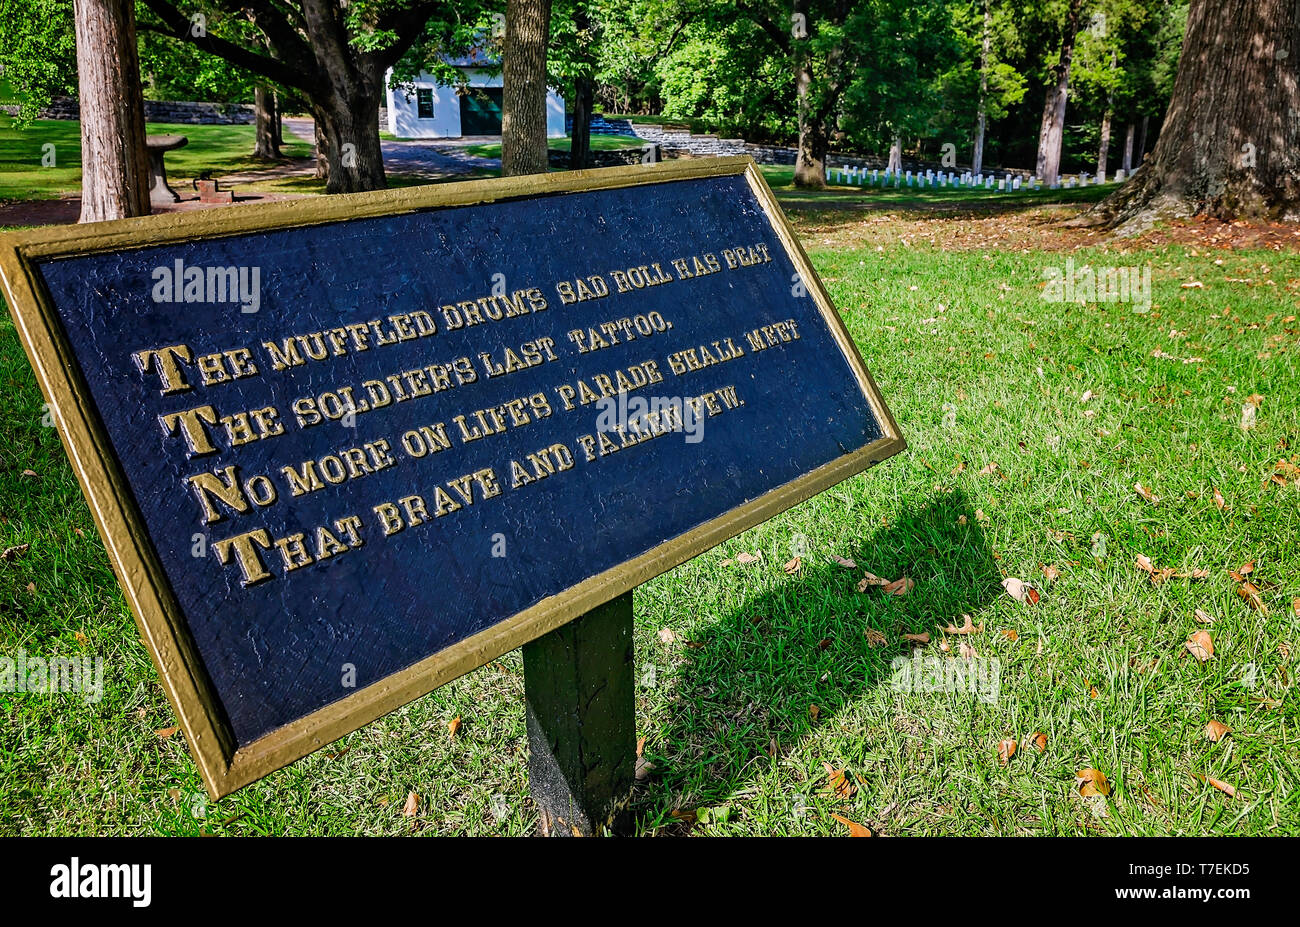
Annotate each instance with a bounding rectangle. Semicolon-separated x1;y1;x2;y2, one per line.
0;0;76;124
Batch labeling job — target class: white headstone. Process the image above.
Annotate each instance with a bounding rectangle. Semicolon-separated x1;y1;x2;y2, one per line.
1012;177;1021;190
1115;169;1125;181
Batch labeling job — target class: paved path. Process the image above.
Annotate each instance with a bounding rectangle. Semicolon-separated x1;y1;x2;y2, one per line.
282;116;502;179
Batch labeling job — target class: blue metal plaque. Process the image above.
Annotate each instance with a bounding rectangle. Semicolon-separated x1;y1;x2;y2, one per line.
1;159;902;794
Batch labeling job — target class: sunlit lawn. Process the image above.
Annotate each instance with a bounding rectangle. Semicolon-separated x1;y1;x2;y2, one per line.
0;153;1296;836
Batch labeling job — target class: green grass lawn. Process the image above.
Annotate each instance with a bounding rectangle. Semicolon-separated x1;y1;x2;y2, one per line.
457;134;648;159
0;115;313;201
0;171;1297;835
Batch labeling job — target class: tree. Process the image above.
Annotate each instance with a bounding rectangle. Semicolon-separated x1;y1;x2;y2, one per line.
138;0;472;193
938;0;1026;175
550;0;600;168
1080;0;1300;230
501;0;554;175
74;0;151;221
1034;0;1086;184
0;0;77;125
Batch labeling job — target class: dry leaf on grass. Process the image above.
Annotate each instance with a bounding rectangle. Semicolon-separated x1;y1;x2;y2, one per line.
402;791;420;817
830;813;873;837
734;551;762;564
1213;488;1226;510
978;462;999;476
1041;564;1060;582
783;556;802;575
1134;483;1160;504
1185;630;1215;662
447;716;462;739
1076;768;1111;797
998;738;1017;765
864;628;887;648
1193;773;1236;798
1205;720;1232;742
808;703;821;723
959;640;978;660
857;571;890;592
903;632;930;644
1031;732;1048;753
1;543;28;562
1194;608;1216;625
1000;629;1019;641
1001;577;1041;605
154;726;179;739
1237;582;1268;614
944;614;982;635
831;555;858;569
822;762;856;800
657;628;676;645
883;577;914;596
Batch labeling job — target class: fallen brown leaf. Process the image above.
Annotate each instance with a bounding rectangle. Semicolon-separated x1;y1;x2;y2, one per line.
1076;768;1111;797
944;614;982;635
1205;720;1232;742
1031;732;1048;753
1041;564;1060;582
1213;487;1226;510
978;461;999;476
857;571;890;592
155;726;179;739
783;556;801;575
447;716;462;739
808;703;821;723
734;550;762;564
903;632;930;644
402;791;420;817
1194;608;1216;625
829;812;872;837
882;577;914;596
1001;577;1041;605
998;738;1017;765
1193;773;1236;798
822;762;856;800
831;554;858;569
864;628;887;648
1134;483;1160;505
1185;630;1215;662
1;543;28;562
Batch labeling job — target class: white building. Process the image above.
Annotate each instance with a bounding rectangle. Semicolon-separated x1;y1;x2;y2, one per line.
384;53;565;139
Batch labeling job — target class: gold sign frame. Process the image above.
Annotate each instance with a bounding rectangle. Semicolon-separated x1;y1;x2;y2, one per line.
0;157;904;798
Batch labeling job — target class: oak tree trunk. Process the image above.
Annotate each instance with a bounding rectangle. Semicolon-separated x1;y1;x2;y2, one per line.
1082;0;1300;232
886;135;902;174
253;85;281;160
1097;107;1112;178
571;75;595;169
502;0;553;177
1035;0;1084;185
1122;122;1135;172
793;61;828;189
971;0;991;176
74;0;150;222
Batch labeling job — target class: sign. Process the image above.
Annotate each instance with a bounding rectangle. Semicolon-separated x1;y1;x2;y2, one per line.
0;158;903;798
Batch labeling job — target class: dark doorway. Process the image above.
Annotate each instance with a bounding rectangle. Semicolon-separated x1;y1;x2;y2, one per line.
460;88;504;135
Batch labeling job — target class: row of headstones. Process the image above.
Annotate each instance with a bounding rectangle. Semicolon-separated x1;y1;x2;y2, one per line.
828;166;1129;190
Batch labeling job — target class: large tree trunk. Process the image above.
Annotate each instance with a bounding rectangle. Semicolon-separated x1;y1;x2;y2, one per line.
793;60;827;189
74;0;150;222
1097;106;1112;178
1122;122;1135;172
886;135;902;173
972;0;991;176
1035;0;1084;185
570;75;595;169
502;0;553;177
253;85;281;160
312;88;386;193
1080;0;1300;232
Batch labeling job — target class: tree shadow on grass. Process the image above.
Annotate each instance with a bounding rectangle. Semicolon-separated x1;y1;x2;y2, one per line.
639;488;1001;830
